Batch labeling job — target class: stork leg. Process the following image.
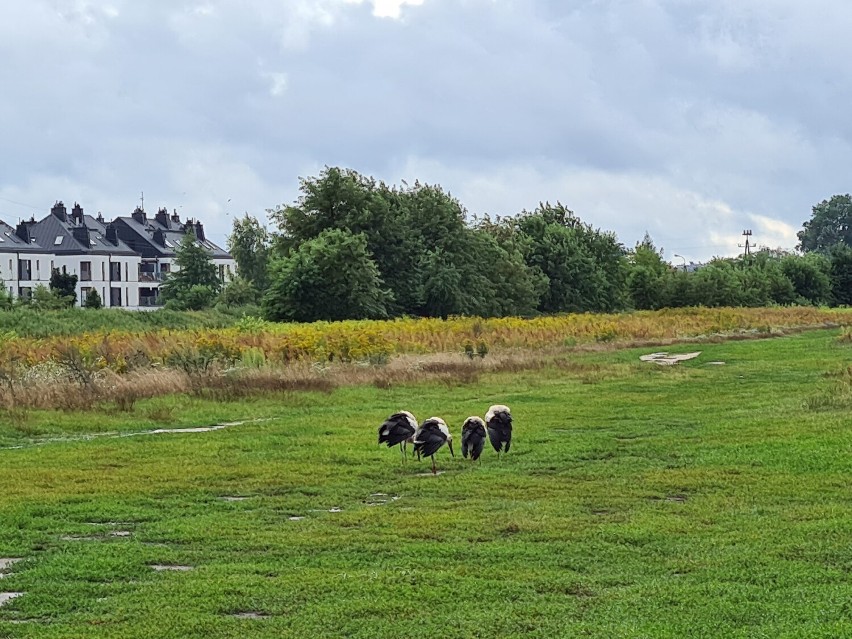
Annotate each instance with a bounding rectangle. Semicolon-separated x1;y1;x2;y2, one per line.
431;455;437;475
399;442;406;462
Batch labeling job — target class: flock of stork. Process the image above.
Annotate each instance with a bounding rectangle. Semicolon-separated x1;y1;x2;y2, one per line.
378;405;513;474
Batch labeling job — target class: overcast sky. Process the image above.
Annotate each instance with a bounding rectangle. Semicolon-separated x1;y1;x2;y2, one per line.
2;0;850;262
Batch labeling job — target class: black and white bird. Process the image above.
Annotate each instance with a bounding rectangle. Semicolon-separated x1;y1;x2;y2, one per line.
485;404;512;458
378;411;418;461
461;416;487;461
413;417;454;474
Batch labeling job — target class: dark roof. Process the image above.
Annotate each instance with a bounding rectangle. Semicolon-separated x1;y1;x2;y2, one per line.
0;220;48;254
28;212;138;257
113;211;231;260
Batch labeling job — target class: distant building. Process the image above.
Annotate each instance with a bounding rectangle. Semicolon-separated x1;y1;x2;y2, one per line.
0;219;53;301
0;200;235;309
113;207;234;308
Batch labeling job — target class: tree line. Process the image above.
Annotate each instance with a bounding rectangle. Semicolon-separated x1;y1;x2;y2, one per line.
217;169;852;321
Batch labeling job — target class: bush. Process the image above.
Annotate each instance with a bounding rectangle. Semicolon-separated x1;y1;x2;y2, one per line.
84;288;103;309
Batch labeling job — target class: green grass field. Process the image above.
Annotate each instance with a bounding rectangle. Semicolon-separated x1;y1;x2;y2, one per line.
0;330;850;638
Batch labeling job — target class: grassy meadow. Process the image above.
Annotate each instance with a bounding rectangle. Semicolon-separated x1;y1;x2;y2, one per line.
0;328;850;637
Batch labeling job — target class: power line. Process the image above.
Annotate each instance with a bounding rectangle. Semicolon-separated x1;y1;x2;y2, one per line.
0;195;43;211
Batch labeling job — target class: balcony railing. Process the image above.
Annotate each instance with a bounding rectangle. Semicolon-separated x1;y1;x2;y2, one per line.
139;296;163;307
138;272;166;283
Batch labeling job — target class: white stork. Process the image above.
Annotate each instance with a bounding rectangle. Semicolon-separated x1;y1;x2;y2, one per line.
413;417;454;474
485;404;512;458
461;416;486;461
378;411;418;461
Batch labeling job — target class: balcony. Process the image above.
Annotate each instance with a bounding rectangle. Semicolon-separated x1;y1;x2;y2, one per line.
139;295;163;307
138;272;166;283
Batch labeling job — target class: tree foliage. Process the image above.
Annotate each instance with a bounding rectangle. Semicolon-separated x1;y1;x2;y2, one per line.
798;194;852;253
253;170;852;321
262;229;391;323
227;214;270;291
160;230;221;310
49;269;78;307
83;288;102;309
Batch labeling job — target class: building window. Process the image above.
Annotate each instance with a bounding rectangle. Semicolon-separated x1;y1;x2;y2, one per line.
101;262;105;281
18;287;31;300
110;287;122;307
80;261;92;282
125;263;129;281
110;262;121;282
80;286;91;304
18;259;32;281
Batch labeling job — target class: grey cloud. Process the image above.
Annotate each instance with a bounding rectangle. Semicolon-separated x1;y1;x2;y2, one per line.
1;0;851;261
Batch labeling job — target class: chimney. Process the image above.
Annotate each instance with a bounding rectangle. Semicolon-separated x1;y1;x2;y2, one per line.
105;223;119;246
171;209;180;224
155;207;170;229
15;221;30;243
51;201;67;222
71;225;90;247
96;212;104;223
152;229;167;247
71;202;84;225
194;221;205;242
131;206;146;225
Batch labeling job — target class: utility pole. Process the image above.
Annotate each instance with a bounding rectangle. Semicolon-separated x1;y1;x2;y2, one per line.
739;229;753;257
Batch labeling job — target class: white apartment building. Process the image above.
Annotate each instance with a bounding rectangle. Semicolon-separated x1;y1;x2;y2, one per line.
0;201;236;310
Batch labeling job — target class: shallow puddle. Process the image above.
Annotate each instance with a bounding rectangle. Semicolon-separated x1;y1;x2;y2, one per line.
60;535;100;541
366;494;400;506
0;559;22;572
288;516;305;521
0;592;23;606
149;565;193;572
640;351;702;366
109;531;132;538
221;496;250;502
231;612;270;620
0;418;275;451
416;471;446;477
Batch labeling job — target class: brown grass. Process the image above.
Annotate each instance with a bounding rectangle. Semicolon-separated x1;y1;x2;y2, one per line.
0;323;834;415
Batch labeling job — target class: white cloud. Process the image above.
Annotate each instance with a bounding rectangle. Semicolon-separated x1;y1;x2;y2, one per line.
264;72;289;97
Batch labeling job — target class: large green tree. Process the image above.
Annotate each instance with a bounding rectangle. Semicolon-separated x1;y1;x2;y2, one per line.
262;228;391;323
797;194;852;253
513;203;628;313
626;233;670;310
227;214;270;293
780;253;832;305
269;168;419;315
160;230;221;310
829;244;852;306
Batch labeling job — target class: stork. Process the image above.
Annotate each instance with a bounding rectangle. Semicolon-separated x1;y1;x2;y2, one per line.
378;411;418;461
485;404;512;459
413;417;454;474
461;416;486;461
